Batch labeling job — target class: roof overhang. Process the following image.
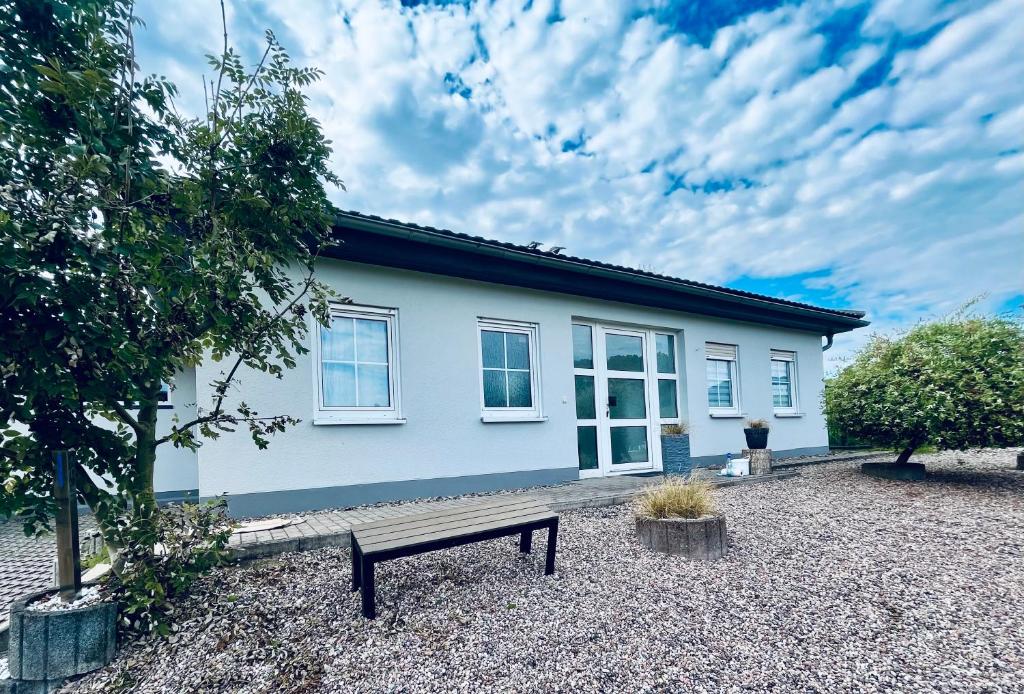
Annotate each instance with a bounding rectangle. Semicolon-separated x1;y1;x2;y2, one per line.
325;212;869;335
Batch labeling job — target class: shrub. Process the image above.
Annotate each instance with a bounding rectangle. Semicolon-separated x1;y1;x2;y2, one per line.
745;418;769;429
111;501;233;635
635;477;716;520
825;309;1024;464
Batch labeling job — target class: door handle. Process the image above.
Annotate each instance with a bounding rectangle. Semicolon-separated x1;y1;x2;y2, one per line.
608;396;617;406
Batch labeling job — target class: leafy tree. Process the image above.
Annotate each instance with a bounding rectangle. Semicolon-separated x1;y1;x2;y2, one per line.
0;0;340;628
825;309;1024;465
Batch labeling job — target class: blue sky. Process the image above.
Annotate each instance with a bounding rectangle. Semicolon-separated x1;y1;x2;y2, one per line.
134;0;1023;366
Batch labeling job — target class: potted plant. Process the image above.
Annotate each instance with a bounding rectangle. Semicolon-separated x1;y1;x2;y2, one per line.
743;418;770;449
660;422;691;475
634;477;727;560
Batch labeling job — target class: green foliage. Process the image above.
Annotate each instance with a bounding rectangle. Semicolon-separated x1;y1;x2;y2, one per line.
113;500;233;635
825;310;1024;458
0;0;339;631
635;476;717;520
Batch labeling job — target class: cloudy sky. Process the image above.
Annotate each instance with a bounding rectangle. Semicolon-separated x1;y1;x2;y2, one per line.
134;0;1023;366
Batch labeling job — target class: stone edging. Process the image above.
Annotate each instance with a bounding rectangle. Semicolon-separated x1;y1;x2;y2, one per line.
772;452;886;469
228;470;799;562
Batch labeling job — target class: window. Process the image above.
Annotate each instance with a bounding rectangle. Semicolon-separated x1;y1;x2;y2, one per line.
478;318;542;421
656;333;679;421
706;342;739;414
158;381;172;409
771;349;798;413
314;305;402;424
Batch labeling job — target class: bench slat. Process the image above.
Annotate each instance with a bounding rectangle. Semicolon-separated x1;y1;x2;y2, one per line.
352;499;549;541
358;509;556;554
348;496;543;533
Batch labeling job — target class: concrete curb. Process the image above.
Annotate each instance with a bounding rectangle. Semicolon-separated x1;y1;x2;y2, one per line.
772;452;885;469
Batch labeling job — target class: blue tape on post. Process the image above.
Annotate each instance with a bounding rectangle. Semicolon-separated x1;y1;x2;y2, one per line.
56;451;64;486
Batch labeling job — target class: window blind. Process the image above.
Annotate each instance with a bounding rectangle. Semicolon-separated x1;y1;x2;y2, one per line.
770;349;795;361
705;342;737;360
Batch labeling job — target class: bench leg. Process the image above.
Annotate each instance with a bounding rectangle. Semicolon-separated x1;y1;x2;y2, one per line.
351;539;361;592
545;518;558;575
360;557;376;619
519;529;533;554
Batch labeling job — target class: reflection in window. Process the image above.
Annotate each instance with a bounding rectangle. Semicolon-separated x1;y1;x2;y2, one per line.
605;334;644;372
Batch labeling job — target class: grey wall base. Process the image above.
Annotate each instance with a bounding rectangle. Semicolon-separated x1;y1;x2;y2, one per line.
155;488;199;505
689;446;829;469
213;467;580;517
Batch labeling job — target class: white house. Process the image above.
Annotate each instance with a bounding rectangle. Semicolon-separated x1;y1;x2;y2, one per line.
152;211;868;516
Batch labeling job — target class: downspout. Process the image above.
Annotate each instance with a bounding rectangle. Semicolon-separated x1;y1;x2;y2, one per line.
822;333;834;351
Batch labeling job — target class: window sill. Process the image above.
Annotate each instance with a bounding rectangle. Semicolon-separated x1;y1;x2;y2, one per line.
708;411;745;419
480;415;548;423
773;412;805;418
313;418;407;426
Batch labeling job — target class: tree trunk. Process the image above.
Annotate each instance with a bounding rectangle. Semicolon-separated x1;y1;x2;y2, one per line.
82;389;163;576
895;446;915;465
130;390;161;516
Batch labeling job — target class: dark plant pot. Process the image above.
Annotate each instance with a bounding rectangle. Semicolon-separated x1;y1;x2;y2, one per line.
660;434;691;475
6;584;117;684
635;514;727;560
743;427;769;449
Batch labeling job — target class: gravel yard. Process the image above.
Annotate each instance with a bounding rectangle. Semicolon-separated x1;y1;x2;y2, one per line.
66;449;1024;693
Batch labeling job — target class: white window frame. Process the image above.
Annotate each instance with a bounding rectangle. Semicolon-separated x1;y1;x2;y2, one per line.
770;349;800;416
655;332;681;425
706;342;742;417
312;304;404;425
477;317;544;423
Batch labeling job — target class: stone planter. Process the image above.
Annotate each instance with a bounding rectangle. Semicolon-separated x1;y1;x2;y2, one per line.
743;427;769;449
635;514;727;560
660;434;691;475
861;462;926;481
6;585;116;685
742;448;772;475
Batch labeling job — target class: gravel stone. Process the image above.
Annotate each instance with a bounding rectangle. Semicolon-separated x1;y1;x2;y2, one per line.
64;448;1024;693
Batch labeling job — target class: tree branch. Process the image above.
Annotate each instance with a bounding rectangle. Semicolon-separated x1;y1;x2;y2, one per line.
108;399;144;435
156;268;318;446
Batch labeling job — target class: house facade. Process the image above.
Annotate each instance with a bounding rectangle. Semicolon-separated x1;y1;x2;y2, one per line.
151;212;868;516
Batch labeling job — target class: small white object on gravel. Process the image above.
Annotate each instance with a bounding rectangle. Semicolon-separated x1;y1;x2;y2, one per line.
27;585;103;612
65;448;1024;693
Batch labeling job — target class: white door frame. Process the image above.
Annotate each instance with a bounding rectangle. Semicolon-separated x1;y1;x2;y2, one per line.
576;321;666;478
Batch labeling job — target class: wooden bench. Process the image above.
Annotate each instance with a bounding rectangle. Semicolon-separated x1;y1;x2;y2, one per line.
349;497;559;619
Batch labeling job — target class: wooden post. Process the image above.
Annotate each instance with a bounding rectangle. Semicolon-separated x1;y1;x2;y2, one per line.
53;450;82;602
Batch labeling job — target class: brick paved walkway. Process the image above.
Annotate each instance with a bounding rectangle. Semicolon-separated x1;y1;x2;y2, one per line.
0;516;97;622
229;469;799;561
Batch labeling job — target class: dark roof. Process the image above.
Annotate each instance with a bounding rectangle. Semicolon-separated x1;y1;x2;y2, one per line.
329;210;869;335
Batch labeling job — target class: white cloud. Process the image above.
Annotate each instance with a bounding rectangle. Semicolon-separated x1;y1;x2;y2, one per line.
132;0;1024;362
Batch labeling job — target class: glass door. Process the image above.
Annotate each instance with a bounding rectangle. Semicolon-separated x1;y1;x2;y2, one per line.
572;323;601;479
599;327;654;472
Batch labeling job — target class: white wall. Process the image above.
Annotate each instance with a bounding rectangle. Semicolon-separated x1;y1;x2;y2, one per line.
193;260;829;500
153;367;199;495
681;323;828;460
